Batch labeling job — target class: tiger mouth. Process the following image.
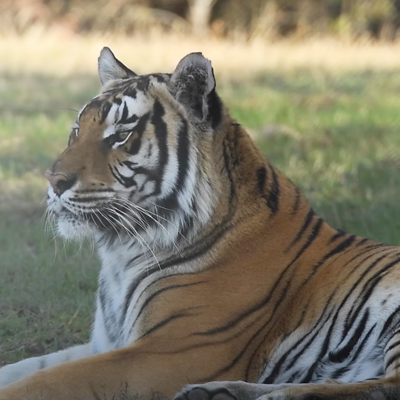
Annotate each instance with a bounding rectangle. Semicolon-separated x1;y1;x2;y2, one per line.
55;205;120;232
54;202;149;235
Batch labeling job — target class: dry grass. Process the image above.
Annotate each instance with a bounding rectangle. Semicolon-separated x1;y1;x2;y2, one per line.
2;33;400;75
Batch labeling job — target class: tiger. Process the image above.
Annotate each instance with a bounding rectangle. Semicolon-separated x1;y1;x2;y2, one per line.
1;47;400;400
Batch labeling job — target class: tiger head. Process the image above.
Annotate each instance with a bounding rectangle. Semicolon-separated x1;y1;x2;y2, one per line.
46;48;230;246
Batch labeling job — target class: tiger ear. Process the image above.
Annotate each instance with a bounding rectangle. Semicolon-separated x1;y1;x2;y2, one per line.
170;52;219;125
98;47;137;86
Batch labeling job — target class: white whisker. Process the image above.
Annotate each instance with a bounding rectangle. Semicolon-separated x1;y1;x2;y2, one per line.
105;206;161;270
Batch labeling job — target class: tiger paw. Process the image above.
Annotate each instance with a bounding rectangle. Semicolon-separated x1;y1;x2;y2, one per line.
257;391;325;400
257;388;339;400
174;384;238;400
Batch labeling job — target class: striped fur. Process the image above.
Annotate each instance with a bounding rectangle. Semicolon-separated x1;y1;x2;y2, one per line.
1;49;400;400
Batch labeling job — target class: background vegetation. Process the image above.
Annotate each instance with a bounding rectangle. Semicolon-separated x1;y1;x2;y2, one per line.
1;0;400;370
2;0;400;40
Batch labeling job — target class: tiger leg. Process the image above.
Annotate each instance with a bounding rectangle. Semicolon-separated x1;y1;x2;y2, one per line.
0;342;221;400
0;343;91;388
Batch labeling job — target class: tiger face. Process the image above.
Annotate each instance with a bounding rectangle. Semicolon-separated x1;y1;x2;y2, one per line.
46;49;223;243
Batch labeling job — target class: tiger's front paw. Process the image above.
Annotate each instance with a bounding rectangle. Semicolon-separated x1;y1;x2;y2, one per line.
257;388;334;400
257;387;386;400
174;383;238;400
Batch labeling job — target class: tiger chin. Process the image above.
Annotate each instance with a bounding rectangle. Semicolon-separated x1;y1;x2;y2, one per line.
1;49;400;400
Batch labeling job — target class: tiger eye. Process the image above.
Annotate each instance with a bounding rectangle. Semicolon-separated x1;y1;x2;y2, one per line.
117;131;130;141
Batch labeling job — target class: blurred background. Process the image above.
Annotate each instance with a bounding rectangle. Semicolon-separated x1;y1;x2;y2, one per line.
1;0;400;367
2;0;400;40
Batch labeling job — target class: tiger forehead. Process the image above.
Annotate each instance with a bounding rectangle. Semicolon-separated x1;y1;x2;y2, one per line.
78;73;170;127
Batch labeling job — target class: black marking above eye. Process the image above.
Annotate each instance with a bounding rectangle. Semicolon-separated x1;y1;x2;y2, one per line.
68;127;79;146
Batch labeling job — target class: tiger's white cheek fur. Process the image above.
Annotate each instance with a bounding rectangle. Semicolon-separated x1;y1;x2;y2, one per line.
57;217;96;240
47;185;96;240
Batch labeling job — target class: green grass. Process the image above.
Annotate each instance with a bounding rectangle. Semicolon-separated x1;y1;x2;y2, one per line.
1;67;400;366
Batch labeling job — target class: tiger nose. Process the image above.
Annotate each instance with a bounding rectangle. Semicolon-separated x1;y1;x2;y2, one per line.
45;170;76;196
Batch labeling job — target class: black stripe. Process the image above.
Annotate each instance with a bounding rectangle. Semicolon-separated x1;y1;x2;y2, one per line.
100;101;112;123
207;90;222;129
349;323;376;362
294;234;358;293
175;120;189;193
256;167;267;197
121;101;129;122
386;352;400;370
152;100;168;196
312;235;357;274
273;278;291;311
386;339;400;353
139;309;196;339
329;229;346;243
75;188;115;194
291;186;301;215
155;120;190;213
285;208;315;252
122;111;139;125
127;112;149;155
329;309;370;363
267;165;280;214
222;138;236;203
122;269;152;320
109;164;125;185
290;217;325;266
134;281;206;323
122;86;137;98
124;253;143;269
356;237;371;247
71;197;110;203
331;366;350;380
111;165;137;188
380;305;400;338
